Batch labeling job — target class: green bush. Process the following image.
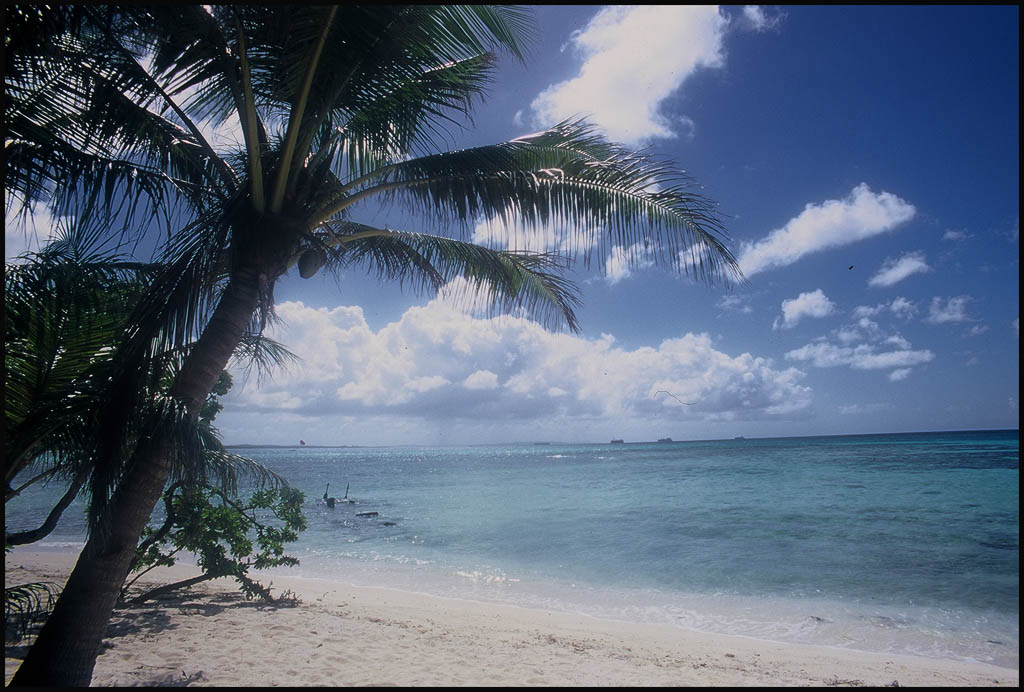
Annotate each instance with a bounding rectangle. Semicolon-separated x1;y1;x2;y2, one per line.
126;482;307;603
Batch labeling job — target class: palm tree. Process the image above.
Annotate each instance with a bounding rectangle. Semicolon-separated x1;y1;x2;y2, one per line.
4;234;290;540
6;5;740;685
4;234;292;648
4;234;153;541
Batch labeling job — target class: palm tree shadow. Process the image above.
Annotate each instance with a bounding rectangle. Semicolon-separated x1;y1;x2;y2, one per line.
104;590;242;640
104;586;299;642
5;590;284;685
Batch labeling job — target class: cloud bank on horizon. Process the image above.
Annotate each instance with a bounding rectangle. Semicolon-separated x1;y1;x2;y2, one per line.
229;290;813;430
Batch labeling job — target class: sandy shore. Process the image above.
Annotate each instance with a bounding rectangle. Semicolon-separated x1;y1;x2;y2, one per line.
5;550;1017;687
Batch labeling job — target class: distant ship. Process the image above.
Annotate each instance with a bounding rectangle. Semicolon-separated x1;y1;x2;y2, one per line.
657;437;673;443
733;436;745;440
610;439;625;444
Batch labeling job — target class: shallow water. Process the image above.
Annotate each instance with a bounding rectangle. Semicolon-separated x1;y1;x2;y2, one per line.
7;430;1018;668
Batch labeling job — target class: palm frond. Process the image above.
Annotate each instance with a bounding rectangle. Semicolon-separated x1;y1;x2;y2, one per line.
4;7;229;229
316;224;582;332
195;445;290;495
230;334;300;385
232;5;532;191
4;583;61;645
296;7;509;166
315;52;498;182
4;233;161;486
87;381;288;539
272;6;338;211
320;119;742;286
77;7;240;191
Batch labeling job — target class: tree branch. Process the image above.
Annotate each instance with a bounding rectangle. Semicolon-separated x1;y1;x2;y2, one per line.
5;465;90;546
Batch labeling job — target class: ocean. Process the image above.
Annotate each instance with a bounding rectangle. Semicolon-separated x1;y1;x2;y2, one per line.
6;429;1019;668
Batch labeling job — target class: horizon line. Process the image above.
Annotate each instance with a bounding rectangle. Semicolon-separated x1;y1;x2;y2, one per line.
225;427;1018;450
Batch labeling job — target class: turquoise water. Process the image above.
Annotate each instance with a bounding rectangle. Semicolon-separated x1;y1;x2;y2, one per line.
6;430;1018;667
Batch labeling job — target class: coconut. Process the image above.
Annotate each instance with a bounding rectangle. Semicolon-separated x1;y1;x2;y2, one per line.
297;249;326;278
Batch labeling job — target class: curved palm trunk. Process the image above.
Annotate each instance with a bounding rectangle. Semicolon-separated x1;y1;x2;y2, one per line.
10;267;264;687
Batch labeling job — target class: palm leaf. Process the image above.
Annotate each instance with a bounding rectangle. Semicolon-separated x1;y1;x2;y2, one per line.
230;333;301;385
4;232;161;486
4;583;61;644
313;52;498;183
320;120;740;285
4;6;226;227
313;223;582;332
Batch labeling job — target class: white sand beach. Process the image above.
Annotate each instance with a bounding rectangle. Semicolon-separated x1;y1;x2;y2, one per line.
5;550;1017;687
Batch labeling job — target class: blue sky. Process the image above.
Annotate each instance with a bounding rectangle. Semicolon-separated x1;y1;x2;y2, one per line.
7;5;1019;446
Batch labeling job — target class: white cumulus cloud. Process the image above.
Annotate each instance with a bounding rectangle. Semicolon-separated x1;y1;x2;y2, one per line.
717;293;753;314
868;251;931;287
785;340;934;371
852;304;883;318
464;370;499;390
604;243;655;285
773;289;836;330
853;297;917;320
530;5;728;146
786;304;935;378
736;184;916;277
926;295;972;324
742;5;784;31
889;296;917;319
229;293;813;428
